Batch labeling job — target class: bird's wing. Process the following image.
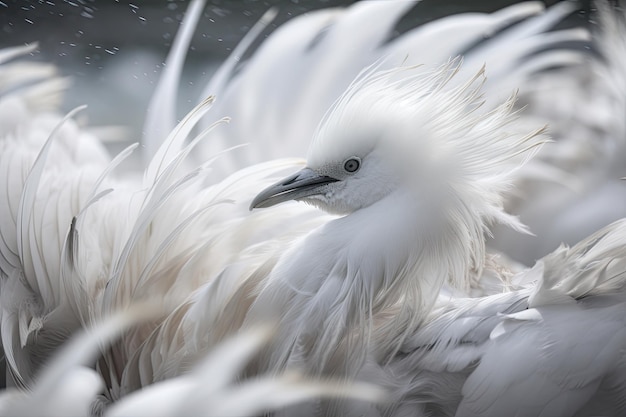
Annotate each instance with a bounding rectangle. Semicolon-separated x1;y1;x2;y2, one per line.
393;218;626;416
107;199;329;398
456;300;626;417
0;44;112;387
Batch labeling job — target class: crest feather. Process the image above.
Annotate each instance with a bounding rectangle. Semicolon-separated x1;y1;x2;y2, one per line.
310;58;546;227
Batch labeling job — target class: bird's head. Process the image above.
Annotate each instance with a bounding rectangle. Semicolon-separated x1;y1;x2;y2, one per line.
248;115;399;215
251;60;546;222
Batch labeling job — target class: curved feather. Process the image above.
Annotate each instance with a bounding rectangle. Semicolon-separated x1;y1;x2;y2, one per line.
2;3;626;417
142;0;207;165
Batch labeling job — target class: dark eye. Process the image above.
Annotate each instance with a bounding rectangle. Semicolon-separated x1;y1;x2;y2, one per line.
343;157;361;173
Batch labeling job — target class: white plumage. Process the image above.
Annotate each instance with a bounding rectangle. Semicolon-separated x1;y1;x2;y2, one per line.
0;2;625;417
492;1;626;264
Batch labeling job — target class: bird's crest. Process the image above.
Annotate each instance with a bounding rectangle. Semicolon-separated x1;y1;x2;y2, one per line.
312;58;546;227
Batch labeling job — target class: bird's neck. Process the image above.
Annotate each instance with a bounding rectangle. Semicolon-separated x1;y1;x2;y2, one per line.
252;187;484;373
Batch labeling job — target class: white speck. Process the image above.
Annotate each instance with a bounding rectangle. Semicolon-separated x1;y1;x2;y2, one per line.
24;18;33;24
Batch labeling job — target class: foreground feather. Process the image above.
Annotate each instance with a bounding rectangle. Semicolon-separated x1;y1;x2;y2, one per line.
1;2;626;417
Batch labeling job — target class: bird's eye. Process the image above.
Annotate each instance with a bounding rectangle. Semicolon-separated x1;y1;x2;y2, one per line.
343;157;361;173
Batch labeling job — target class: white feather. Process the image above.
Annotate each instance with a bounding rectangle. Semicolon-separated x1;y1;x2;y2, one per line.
1;3;626;417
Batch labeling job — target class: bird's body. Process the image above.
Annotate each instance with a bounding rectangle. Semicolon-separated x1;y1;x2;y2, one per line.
1;2;626;417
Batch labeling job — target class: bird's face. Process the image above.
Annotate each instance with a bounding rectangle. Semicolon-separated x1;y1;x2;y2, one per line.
249;143;399;215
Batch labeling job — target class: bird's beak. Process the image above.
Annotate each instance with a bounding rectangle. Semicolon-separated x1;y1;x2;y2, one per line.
250;167;339;210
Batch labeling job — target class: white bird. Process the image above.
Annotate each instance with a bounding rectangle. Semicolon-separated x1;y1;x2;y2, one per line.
243;61;545;374
240;59;625;417
1;1;626;417
99;55;626;417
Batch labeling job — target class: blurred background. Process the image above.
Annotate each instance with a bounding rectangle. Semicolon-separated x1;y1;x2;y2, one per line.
0;0;581;143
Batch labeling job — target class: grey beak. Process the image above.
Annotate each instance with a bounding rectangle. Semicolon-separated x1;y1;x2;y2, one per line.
250;168;338;210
